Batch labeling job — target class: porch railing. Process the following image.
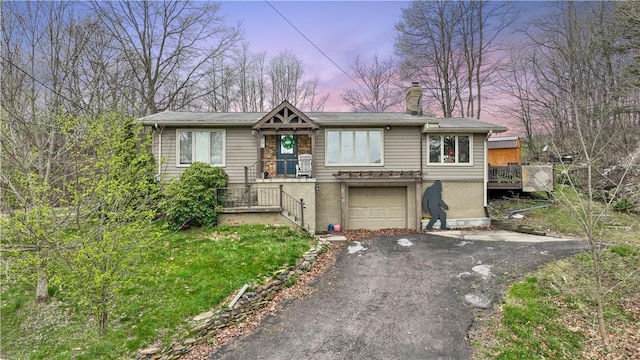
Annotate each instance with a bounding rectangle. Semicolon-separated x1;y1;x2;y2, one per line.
216;187;280;208
280;186;304;228
260;159;301;178
245;159;315;182
244;162;258;186
216;185;305;229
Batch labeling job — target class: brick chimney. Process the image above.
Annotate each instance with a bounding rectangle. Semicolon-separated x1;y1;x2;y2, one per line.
405;82;423;116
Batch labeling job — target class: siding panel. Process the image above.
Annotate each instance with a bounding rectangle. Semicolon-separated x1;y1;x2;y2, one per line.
155;127;257;184
315;126;422;182
423;133;485;180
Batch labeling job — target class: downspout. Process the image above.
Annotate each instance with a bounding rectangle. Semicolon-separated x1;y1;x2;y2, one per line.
483;130;493;217
419;130;424;177
155;123;162;182
419;130;424;230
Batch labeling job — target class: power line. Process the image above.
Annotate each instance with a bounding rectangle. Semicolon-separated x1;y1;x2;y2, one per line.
0;54;85;112
264;1;366;93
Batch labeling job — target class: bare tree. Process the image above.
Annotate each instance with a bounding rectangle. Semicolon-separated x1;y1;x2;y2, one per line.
497;45;548;160
503;1;640;348
0;1;83;303
340;54;404;112
267;50;328;111
91;0;243;115
395;0;516;118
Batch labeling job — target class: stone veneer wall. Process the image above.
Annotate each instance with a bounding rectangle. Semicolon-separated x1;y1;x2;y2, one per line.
136;241;329;360
262;135;311;178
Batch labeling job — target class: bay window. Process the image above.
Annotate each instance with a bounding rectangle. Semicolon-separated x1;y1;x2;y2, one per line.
177;129;225;166
326;129;383;165
428;134;471;164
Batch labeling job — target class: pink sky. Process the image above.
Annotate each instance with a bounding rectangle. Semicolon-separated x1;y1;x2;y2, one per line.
219;1;553;134
220;1;408;111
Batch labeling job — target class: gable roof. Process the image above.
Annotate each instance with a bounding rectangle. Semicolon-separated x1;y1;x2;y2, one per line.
138;110;507;134
253;100;319;130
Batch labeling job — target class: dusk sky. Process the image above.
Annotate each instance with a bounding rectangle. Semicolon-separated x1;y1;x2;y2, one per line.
218;1;553;131
220;1;412;111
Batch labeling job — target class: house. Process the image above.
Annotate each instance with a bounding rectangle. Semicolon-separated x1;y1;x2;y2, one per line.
139;84;507;233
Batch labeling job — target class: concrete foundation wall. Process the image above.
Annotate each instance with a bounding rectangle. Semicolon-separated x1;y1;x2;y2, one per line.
421;180;486;219
218;212;296;227
315;182;341;232
253;179;317;233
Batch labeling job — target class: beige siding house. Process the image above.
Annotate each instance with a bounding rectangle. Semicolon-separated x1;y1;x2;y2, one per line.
139;86;507;233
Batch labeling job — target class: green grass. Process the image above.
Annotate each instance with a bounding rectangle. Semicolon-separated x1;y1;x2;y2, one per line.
476;190;640;359
0;224;314;359
490;277;586;359
490;186;639;244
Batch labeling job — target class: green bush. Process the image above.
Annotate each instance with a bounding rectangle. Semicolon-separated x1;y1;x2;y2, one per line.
161;163;228;230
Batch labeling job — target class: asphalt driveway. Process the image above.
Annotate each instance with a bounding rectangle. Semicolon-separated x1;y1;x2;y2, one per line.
211;232;588;360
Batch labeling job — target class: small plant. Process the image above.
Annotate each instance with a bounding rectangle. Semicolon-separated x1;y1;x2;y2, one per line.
161;163;228;230
285;275;298;288
612;198;635;213
556;171;580;187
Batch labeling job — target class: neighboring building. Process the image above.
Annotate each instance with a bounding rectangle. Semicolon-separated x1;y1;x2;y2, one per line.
488;136;521;166
486;136;554;194
139;85;507;233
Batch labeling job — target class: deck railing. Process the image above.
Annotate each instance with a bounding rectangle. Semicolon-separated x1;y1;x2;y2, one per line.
488;165;522;184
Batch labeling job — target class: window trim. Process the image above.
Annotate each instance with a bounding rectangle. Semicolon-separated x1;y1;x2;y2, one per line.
426;134;473;166
176;128;226;167
324;128;384;166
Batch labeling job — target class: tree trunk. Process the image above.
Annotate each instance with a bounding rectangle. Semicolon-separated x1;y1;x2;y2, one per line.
36;265;49;303
100;309;108;335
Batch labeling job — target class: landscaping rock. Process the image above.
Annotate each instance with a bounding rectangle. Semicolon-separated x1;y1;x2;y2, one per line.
135;241;330;360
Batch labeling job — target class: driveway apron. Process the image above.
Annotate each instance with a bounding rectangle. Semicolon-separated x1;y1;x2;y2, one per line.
211;233;587;360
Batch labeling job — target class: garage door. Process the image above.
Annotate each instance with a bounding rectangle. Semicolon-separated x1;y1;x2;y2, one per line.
348;187;407;230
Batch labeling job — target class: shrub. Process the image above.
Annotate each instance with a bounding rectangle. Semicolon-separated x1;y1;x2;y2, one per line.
612;198;635;213
161;163;228;230
556;171;580;187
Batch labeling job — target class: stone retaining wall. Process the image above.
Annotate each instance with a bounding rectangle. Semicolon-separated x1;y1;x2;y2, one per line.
136;241;330;360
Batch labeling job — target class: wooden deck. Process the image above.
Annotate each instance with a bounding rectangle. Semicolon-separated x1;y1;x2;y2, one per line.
487;165;522;190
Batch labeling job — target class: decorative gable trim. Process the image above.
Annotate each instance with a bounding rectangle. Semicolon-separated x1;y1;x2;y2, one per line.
253;100;319;130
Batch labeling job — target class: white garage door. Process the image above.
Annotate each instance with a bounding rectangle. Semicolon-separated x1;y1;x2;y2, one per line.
348;187;407;230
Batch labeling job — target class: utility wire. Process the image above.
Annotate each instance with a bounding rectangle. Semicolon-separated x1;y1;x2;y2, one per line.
0;54;86;112
264;1;366;93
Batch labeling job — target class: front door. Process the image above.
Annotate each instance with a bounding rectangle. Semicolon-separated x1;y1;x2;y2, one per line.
276;135;297;176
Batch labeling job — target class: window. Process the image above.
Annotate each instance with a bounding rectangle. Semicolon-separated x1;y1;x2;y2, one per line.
177;129;225;166
326;129;383;165
428;135;471;164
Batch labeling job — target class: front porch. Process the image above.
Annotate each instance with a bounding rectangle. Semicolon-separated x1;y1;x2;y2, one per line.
251;100;319;181
216;181;316;233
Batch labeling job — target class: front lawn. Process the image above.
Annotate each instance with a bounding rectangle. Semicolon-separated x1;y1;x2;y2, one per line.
0;224;315;359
